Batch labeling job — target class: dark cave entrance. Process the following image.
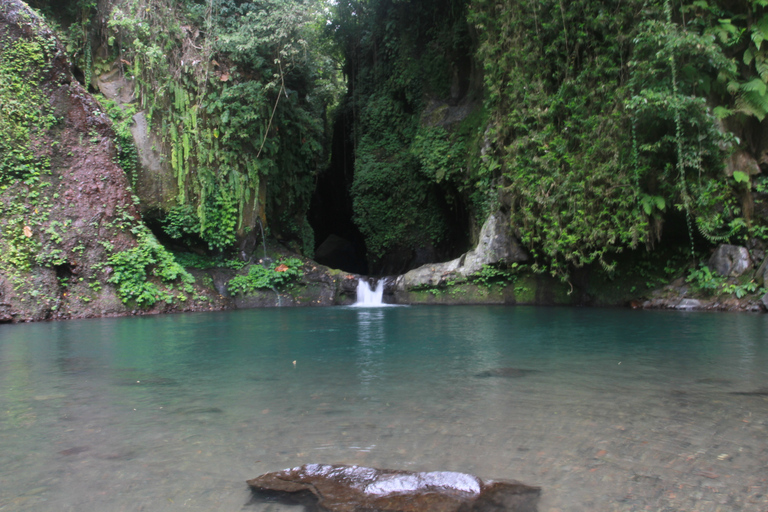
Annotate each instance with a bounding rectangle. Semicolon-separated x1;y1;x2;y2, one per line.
308;110;369;275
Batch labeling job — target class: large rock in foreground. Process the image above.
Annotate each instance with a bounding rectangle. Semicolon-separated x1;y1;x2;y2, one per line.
247;464;540;512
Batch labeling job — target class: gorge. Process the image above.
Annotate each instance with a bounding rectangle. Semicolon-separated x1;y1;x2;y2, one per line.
2;2;768;510
2;0;768;322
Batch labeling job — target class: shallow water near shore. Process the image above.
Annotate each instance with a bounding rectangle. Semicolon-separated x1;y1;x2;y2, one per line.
1;306;767;511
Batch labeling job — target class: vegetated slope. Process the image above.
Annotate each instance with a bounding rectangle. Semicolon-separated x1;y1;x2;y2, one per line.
336;0;768;301
0;0;216;322
10;0;768;316
52;0;342;258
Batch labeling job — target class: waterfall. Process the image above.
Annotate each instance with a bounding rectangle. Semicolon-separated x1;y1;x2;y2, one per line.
354;278;386;307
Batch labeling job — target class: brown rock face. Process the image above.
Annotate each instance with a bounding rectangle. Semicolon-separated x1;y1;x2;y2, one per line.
0;0;225;321
247;464;540;512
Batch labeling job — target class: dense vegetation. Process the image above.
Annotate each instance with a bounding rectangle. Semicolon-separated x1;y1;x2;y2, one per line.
338;0;768;278
29;0;343;256
0;12;59;284
330;0;488;273
14;0;768;290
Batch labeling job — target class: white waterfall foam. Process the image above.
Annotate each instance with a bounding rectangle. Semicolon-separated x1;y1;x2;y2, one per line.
354;279;385;307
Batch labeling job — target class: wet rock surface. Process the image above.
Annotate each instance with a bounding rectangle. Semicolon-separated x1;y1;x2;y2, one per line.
247;464;540;512
639;277;765;312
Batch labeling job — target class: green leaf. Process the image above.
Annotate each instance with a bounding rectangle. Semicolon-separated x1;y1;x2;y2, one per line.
752;29;765;51
744;47;755;66
737;90;768;120
757;14;768;41
733;170;750;183
757;61;768;83
741;77;767;95
653;196;666;211
713;105;733;119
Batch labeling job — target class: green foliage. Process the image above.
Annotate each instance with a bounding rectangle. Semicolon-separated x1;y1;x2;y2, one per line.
26;0;768;285
352;151;449;258
162;205;199;240
227;257;304;295
336;0;484;262
686;262;764;298
0;18;60;283
412;126;464;184
199;191;238;252
99;0;342;254
54;0;99;89
471;0;652;276
105;228;194;307
172;251;244;270
98;95;139;182
0;36;57;185
470;0;754;278
691;0;768;120
469;263;518;288
162;196;237;252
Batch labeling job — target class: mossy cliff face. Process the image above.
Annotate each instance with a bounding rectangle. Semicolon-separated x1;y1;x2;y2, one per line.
0;1;356;325
0;0;220;322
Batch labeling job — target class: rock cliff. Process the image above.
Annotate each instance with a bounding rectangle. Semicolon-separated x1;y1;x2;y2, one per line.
0;0;217;321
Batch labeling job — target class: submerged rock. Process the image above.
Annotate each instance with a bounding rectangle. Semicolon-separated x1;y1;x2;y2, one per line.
474;368;540;379
729;388;768;396
247;464;540;512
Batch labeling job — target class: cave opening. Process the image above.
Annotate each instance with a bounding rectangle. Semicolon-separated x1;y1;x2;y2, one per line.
308;109;369;275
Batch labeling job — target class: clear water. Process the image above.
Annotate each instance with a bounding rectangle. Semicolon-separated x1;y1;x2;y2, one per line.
1;306;767;512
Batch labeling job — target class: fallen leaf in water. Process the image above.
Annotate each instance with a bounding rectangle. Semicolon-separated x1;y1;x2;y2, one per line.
696;471;719;479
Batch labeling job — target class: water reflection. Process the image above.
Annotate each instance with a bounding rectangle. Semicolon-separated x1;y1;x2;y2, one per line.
355;308;386;387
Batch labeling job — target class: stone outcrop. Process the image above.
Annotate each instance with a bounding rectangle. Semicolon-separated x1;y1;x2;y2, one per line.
0;1;135;321
247;464;540;512
725;150;762;178
96;69;178;216
708;244;752;277
394;212;527;292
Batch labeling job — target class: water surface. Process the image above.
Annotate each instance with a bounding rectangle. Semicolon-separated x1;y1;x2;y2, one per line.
1;306;767;511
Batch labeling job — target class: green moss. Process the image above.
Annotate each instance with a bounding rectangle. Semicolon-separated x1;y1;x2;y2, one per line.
94;0;340;254
0;24;59;283
0;36;56;185
512;276;537;304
